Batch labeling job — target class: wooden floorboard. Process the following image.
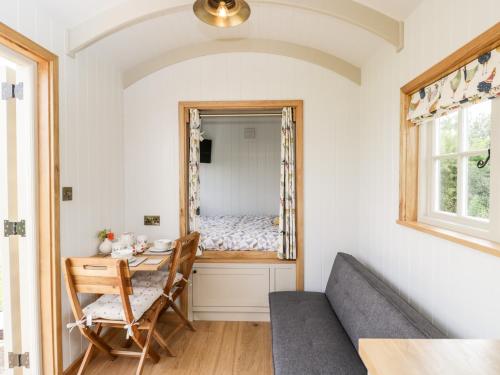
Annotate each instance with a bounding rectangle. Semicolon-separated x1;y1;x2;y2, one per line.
68;320;273;375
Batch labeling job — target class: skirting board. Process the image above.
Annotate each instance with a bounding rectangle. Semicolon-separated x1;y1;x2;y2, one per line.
193;312;270;322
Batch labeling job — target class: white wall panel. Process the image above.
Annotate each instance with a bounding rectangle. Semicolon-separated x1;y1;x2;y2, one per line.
0;1;125;368
199;118;281;216
357;0;500;338
124;53;360;294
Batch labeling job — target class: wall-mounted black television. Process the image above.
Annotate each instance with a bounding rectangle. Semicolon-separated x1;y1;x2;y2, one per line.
200;139;212;163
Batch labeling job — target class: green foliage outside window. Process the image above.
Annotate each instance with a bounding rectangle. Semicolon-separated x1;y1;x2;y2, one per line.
439;158;457;213
468;155;490;218
437;113;458;213
437;104;490;218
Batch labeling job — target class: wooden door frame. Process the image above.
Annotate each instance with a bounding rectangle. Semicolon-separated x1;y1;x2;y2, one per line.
0;23;61;373
178;100;304;294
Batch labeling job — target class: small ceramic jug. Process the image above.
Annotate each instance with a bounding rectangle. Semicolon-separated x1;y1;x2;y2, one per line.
99;238;112;254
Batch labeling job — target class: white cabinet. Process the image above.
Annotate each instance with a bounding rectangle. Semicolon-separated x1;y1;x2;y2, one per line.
193;267;270;308
189;262;296;321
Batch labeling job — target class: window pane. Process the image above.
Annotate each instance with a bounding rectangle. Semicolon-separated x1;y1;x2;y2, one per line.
438;158;457;213
437;111;458;154
467;154;490;219
465;101;491;152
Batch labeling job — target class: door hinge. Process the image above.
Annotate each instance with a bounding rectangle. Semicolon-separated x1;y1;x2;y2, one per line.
1;82;23;100
4;220;26;237
8;352;30;368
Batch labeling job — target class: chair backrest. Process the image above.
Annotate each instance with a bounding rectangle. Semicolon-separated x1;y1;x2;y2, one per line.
63;257;133;321
178;231;200;278
162;240;182;293
164;232;200;292
64;257;133;294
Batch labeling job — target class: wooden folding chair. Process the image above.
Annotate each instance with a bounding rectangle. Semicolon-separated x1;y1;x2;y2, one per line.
63;257;168;375
159;232;200;349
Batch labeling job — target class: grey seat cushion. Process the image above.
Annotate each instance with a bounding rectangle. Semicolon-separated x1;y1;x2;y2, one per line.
269;291;366;375
326;253;446;350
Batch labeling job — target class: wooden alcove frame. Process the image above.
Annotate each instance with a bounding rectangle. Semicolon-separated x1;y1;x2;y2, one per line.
178;100;305;301
398;22;500;258
0;23;62;373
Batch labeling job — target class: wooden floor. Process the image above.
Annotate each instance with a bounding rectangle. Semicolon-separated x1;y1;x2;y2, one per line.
71;319;273;375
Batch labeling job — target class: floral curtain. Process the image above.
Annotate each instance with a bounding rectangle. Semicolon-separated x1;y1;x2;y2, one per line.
188;109;202;238
408;47;500;124
279;107;297;260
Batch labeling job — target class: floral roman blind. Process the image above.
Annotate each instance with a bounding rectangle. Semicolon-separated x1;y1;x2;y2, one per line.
408;47;500;124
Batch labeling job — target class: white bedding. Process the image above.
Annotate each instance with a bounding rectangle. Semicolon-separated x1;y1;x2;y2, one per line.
200;215;280;251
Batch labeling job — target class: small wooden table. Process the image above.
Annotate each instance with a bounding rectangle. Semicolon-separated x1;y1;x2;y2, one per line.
129;254;171;272
359;339;500;375
95;252;171;273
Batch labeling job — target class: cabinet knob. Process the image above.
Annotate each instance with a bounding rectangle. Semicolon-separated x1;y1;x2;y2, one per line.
193;269;197;274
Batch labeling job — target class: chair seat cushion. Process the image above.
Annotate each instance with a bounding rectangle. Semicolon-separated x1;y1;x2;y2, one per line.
83;287;163;321
131;270;184;288
269;291;367;375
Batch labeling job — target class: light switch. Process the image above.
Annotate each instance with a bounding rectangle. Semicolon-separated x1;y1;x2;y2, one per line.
62;187;73;201
144;215;160;226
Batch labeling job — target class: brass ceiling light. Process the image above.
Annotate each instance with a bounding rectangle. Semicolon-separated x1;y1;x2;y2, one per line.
193;0;251;28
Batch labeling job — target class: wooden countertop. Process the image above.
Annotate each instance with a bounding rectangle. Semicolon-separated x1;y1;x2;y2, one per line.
359;339;500;375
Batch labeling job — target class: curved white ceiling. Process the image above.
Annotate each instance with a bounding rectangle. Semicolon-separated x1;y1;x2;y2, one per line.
37;0;423;85
87;4;389;84
40;0;420;27
67;0;404;56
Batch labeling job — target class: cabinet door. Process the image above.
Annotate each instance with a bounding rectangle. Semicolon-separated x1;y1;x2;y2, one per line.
274;266;296;291
193;267;269;307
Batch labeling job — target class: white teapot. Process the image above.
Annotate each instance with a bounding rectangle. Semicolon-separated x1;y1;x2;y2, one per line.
120;232;136;247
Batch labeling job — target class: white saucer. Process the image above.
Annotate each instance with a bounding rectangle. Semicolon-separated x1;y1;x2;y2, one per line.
149;247;173;253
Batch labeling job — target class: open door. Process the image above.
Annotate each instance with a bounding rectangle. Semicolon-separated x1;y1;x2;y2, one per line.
0;45;40;374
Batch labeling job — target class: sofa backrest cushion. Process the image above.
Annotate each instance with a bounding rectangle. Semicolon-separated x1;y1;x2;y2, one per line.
325;253;446;349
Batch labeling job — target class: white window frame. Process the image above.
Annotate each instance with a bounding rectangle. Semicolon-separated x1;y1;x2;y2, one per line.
418;99;500;243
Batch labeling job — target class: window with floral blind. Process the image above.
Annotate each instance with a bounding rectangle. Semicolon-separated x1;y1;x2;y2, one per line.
399;24;500;253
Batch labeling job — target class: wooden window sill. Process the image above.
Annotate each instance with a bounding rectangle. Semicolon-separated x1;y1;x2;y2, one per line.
396;220;500;258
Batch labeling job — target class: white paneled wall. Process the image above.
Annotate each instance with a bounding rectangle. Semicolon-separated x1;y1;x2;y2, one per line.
200;117;281;216
357;0;500;338
124;53;360;292
0;0;125;368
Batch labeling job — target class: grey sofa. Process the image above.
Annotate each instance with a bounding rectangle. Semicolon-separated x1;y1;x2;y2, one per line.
269;252;445;374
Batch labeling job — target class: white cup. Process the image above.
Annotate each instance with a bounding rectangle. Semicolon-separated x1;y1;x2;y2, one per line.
154;239;172;251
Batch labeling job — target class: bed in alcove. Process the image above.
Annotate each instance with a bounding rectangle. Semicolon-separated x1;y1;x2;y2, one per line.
179;100;303;321
200;215;280;252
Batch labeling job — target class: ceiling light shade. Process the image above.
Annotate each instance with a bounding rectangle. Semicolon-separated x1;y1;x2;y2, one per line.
193;0;251;28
